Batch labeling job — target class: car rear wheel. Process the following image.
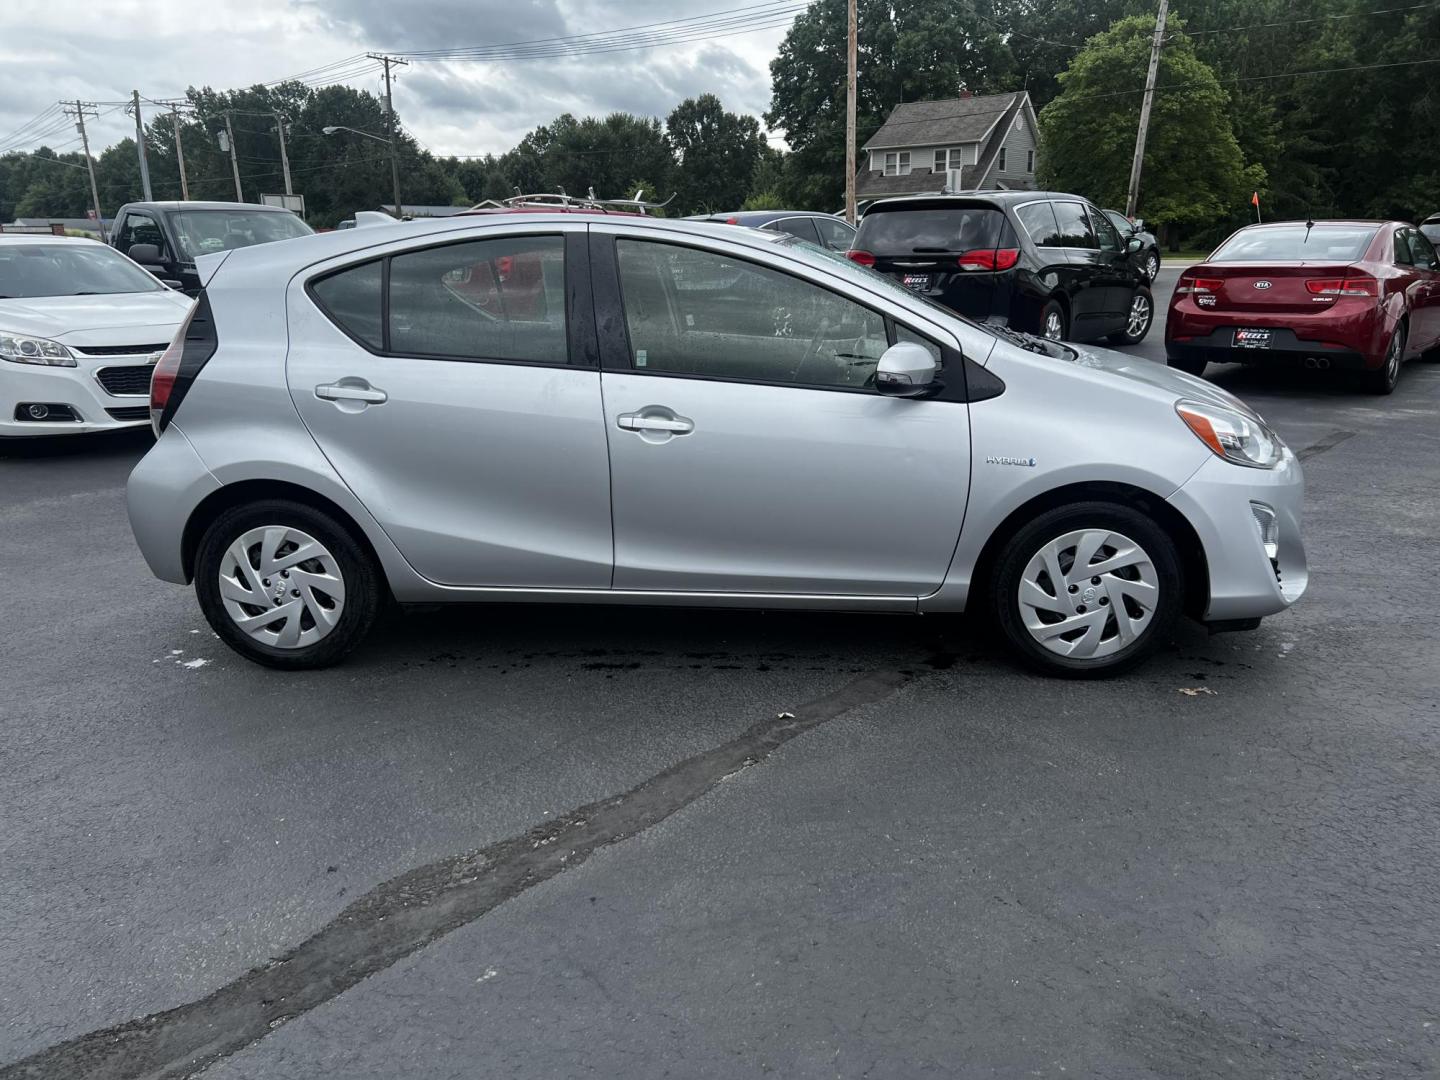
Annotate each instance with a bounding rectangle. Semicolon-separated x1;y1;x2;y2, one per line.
1361;326;1404;395
195;500;382;669
990;501;1182;678
1107;287;1154;346
1040;300;1067;342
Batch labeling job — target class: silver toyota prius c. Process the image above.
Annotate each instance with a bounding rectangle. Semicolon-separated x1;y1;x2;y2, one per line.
126;215;1307;677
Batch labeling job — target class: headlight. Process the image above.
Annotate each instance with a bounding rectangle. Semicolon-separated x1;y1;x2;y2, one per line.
0;331;77;367
1175;399;1282;469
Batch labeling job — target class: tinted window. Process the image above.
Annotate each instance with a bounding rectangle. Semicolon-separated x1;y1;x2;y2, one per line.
0;242;165;298
1408;230;1439;270
170;210;312;260
1211;225;1378;262
814;217;857;251
388;236;567;363
1104;210;1132;236
855;206;1004;254
771;217;821;244
1091;207;1123;252
1051;202;1097;247
312;260;383;349
1394;230;1413;265
616;240;887;389
118;213;167;259
1015;202;1062;247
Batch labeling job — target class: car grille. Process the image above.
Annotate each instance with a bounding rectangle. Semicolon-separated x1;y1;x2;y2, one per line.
95;366;154;396
73;343;168;357
105;406;151;422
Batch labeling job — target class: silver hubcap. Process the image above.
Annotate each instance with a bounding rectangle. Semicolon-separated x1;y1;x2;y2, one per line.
218;526;346;649
1126;294;1152;337
1018;528;1159;660
1146;254;1159;279
1386;335;1401;381
1043;310;1063;340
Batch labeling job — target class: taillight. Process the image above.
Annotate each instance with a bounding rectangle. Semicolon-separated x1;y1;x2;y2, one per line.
1175;277;1224;294
846;249;876;267
1305;277;1377;296
724;216;739;225
150;312;191;435
957;248;1020;271
150;293;216;436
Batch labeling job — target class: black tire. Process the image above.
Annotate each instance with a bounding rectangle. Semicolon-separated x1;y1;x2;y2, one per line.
989;501;1183;678
1167;352;1208;377
1107;285;1154;346
1361;325;1404;395
1039;299;1067;342
195;499;382;669
1144;249;1161;282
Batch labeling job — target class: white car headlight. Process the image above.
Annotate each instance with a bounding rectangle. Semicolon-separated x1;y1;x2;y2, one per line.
1176;399;1283;469
0;331;77;367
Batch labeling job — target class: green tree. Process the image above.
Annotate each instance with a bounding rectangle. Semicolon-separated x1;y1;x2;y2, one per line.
1038;14;1263;233
665;94;769;214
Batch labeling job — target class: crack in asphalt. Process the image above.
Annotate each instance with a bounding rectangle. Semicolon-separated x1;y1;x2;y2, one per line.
0;665;924;1080
1295;429;1357;461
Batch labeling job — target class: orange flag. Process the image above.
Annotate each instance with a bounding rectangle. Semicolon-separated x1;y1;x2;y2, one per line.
1251;191;1260;207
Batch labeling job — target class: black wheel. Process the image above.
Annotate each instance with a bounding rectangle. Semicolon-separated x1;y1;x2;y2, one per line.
1167;352;1208;377
989;501;1183;678
1361;325;1404;395
1107;286;1154;346
1039;299;1067;342
1143;249;1160;282
195;499;382;669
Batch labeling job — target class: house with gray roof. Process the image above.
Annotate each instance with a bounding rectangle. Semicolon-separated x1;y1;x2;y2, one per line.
856;90;1039;201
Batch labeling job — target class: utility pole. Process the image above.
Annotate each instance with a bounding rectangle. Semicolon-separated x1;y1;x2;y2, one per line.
844;0;857;225
1125;0;1168;218
273;112;294;196
368;53;408;217
64;101;106;242
170;102;190;200
223;112;244;202
129;90;153;201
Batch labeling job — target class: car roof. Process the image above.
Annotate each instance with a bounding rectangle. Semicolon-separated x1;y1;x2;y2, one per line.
692;211;842;224
0;234;106;246
864;190;1083;211
457;206;641;217
119;201;298;213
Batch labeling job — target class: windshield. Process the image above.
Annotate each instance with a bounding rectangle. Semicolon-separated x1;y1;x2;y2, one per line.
170;210;313;261
855;206;1005;254
0;242;164;298
1211;224;1377;262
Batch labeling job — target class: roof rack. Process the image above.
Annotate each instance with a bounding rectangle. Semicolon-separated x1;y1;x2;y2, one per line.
467;187;676;215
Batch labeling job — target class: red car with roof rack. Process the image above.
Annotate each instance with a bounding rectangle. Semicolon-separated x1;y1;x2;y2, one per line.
1165;219;1440;394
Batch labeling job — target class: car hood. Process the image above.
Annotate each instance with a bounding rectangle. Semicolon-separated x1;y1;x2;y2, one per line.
1057;340;1266;419
0;291;193;341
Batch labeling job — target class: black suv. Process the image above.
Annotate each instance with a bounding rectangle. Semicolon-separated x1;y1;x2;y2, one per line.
849;192;1154;346
109;201;313;295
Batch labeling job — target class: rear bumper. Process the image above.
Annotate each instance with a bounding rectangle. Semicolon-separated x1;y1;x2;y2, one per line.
126;424;221;583
1168;449;1307;622
1166;298;1388;370
1165;328;1368;371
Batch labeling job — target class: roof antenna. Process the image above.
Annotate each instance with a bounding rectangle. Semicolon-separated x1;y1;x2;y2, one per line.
1304;208;1315;244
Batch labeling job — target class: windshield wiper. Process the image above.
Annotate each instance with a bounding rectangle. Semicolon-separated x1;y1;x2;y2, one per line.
990;323;1078;360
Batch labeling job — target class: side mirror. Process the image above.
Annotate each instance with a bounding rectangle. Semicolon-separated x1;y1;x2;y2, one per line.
128;243;163;266
1126;235;1144;254
159;279;185;290
874;342;939;398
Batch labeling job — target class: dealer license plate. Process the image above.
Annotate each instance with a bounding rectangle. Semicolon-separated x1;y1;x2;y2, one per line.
1233;328;1272;349
902;274;930;291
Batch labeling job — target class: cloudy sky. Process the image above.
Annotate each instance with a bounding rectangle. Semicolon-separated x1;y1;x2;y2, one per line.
0;0;796;160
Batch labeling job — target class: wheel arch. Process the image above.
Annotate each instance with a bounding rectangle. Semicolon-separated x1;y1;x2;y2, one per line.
967;480;1209;619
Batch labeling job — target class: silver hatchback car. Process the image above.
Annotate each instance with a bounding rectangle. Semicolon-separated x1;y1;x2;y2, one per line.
127;215;1307;676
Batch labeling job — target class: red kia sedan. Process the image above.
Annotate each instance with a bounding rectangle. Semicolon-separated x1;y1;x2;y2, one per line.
1166;220;1440;393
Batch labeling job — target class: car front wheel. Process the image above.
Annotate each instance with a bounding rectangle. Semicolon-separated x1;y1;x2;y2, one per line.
195;499;383;669
1108;287;1154;346
990;502;1183;678
1144;250;1160;281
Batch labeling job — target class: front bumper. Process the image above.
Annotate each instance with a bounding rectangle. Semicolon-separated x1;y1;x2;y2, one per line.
1167;448;1307;622
0;356;153;437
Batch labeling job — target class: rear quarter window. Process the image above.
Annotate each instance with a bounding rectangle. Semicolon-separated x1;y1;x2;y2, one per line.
855;206;1005;254
311;260;384;349
1211;225;1378;262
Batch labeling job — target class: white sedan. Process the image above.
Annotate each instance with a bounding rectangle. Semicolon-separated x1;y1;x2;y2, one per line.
1;235;193;437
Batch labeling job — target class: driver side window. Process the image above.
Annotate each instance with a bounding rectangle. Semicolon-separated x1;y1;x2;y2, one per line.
119;214;167;259
614;240;888;389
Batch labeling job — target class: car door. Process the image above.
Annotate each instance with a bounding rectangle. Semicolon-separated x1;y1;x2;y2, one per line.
286;226;614;588
593;228;971;597
1402;228;1440;350
1049;200;1110;338
1086;203;1138;332
114;210;174;282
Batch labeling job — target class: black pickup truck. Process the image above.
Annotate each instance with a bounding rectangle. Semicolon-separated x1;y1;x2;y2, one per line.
108;201;313;294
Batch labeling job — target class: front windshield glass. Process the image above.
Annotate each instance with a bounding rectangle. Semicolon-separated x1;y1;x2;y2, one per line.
170;210;313;261
0;242;164;298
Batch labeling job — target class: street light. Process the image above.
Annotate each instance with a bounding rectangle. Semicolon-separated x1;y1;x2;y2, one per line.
322;126;403;218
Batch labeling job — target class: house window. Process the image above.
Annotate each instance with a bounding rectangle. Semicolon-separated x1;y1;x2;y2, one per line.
998;147;1007;172
934;149;946;173
884;151;911;176
933;148;966;172
1026;149;1035;173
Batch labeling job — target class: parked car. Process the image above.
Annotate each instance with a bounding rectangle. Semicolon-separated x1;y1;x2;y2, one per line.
1420;212;1440;247
109;201;313;295
688;210;857;252
1165;220;1440;394
847;192;1154;347
1102;209;1160;282
127;216;1305;677
0;235;193;437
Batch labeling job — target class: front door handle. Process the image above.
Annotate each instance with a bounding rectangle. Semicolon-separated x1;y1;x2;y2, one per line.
617;409;693;435
315;380;387;405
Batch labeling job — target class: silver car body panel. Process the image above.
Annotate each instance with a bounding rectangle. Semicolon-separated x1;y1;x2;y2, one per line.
126;214;1307;626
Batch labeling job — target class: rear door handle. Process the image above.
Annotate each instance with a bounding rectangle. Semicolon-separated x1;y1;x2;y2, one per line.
315;380;387;405
617;410;693;435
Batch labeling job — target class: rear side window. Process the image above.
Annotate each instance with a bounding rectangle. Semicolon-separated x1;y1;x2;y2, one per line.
771;217;821;244
1210;225;1378;262
814;217;856;251
856;206;1005;254
311;260;383;349
1015;202;1062;247
1051;202;1097;248
1394;230;1413;265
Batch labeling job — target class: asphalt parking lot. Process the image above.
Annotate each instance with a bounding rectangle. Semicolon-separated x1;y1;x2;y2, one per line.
3;268;1439;1078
